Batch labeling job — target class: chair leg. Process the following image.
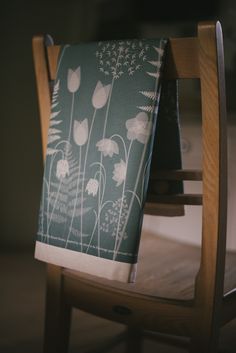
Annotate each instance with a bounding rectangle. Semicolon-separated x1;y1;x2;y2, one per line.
126;327;143;353
43;264;72;353
189;318;220;353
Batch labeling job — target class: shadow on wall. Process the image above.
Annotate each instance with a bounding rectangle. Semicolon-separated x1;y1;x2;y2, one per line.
2;0;235;251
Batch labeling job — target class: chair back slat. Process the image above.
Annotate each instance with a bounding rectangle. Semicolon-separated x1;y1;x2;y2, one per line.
151;169;202;181
164;37;199;79
148;194;202;205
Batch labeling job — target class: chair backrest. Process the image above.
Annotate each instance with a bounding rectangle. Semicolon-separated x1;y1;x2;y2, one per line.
32;21;227;334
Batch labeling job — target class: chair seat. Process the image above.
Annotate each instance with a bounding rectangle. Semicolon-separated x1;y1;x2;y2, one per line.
63;232;236;301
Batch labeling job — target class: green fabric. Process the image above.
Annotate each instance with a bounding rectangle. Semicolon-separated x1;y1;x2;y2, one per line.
37;38;181;265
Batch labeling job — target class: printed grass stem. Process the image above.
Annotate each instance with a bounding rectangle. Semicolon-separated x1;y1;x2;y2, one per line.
113;141;132;259
80;109;97;243
65;145;82;249
113;44;164;259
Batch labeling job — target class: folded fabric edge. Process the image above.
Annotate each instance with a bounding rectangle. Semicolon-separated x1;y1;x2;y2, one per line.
35;241;137;283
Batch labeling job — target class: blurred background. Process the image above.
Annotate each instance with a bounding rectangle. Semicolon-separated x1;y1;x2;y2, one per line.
1;0;236;251
1;1;236;352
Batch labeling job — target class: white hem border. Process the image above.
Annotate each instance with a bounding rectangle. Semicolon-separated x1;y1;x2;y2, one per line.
35;241;137;283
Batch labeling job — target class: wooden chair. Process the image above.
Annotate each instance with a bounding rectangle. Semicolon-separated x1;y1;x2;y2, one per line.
32;21;236;353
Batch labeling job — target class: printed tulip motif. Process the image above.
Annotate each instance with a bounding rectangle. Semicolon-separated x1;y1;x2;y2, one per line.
112;159;127;186
56;159;69;179
38;38;168;264
92;81;111;109
73;119;88;146
86;178;99;196
67;67;81;93
96;138;119;157
126;112;152;144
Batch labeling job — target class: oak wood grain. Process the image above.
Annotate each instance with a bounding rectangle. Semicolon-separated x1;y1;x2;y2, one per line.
190;21;228;353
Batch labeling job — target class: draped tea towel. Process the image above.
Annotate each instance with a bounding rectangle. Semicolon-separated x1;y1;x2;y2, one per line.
35;38;182;282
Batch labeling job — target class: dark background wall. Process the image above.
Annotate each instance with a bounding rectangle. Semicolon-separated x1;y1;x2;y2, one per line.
1;0;235;250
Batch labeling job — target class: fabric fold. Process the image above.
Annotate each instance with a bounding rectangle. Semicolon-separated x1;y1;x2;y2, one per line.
35;38;182;282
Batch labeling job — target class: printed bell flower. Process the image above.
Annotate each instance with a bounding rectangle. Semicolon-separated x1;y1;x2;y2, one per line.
67;67;81;93
56;159;69;179
126;112;152;144
96;138;119;157
86;178;99;196
92;81;111;109
73;119;88;146
112;159;127;186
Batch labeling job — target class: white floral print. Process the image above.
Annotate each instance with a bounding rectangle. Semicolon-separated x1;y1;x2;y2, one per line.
96;40;150;79
73;119;88;146
112;159;127;186
67;67;81;93
126;112;152;144
96;138;119;157
56;159;69;179
86;178;99;196
92;81;111;109
39;38;168;264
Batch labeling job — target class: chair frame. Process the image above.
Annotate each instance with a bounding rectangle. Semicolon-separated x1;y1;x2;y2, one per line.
32;21;235;353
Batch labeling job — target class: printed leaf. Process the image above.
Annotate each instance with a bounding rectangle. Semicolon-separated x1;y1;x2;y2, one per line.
70;228;89;237
139;91;157;100
48;134;60;144
54;80;60;91
48;128;61;135
148;60;161;68
67;206;92;217
137;105;154;113
50;192;68;203
153;47;164;55
52;95;58;103
50;120;62;127
51;102;59;109
147;72;160;79
46;148;58;155
50;111;61;119
68;197;83;207
48;199;67;213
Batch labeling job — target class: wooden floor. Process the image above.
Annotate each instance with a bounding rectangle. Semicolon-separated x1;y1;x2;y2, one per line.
1;237;236;353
